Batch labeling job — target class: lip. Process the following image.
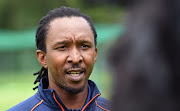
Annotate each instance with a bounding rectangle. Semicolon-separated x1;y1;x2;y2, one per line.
66;68;84;73
65;68;84;82
66;72;84;82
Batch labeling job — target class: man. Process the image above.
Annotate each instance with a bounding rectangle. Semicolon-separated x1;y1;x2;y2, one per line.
8;6;110;111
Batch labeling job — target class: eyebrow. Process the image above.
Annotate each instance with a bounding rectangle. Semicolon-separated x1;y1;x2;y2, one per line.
54;40;72;46
53;39;93;46
76;38;93;43
79;40;92;44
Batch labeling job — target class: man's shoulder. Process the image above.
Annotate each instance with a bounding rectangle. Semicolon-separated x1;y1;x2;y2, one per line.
7;93;40;111
96;96;110;104
95;96;111;110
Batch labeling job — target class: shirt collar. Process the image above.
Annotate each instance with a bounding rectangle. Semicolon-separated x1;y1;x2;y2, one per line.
38;77;100;110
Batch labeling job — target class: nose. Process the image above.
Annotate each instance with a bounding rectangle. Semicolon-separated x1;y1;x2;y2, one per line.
67;47;83;64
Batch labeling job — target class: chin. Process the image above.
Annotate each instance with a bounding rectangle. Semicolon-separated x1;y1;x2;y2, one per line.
63;85;85;94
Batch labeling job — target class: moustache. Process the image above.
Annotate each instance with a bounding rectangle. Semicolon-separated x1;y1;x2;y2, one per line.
64;64;86;73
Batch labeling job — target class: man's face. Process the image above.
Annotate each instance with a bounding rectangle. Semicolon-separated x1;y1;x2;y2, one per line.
44;17;97;93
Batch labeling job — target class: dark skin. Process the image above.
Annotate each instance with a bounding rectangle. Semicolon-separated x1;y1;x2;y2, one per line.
48;75;88;109
36;17;97;109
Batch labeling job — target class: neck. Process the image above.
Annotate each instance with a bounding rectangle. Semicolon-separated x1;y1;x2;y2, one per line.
48;81;88;109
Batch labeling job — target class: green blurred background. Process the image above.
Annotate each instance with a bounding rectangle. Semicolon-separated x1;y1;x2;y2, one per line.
0;0;126;110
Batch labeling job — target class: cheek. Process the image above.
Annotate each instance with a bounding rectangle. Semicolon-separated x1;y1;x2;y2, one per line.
83;53;96;69
46;53;66;72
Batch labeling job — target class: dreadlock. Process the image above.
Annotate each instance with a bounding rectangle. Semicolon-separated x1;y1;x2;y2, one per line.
33;67;48;90
33;6;97;90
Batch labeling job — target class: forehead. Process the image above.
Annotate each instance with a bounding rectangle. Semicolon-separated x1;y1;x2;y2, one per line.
46;17;94;43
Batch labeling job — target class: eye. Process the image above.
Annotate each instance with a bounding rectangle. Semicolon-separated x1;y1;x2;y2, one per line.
81;44;90;49
82;45;88;48
59;46;65;48
55;46;67;50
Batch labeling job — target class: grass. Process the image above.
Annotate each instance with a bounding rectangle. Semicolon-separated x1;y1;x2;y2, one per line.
0;69;112;110
0;71;36;110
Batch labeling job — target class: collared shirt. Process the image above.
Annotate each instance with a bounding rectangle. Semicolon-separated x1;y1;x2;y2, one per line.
7;77;111;111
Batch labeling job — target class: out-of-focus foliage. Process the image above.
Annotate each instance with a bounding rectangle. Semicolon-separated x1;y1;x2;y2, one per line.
0;0;124;30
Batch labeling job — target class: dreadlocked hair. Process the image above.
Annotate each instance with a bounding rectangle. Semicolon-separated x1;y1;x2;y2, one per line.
33;67;48;90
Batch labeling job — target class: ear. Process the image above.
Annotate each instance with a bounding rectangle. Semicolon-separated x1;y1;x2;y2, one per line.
94;48;98;63
36;50;48;69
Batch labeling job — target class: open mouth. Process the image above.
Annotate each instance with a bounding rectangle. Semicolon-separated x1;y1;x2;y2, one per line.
66;70;84;76
65;68;85;81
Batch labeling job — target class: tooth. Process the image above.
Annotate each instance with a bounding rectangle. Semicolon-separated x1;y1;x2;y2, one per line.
70;74;79;76
69;71;81;74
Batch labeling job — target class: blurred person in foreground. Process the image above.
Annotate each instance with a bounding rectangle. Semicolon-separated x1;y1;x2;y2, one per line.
8;6;110;111
110;0;180;111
